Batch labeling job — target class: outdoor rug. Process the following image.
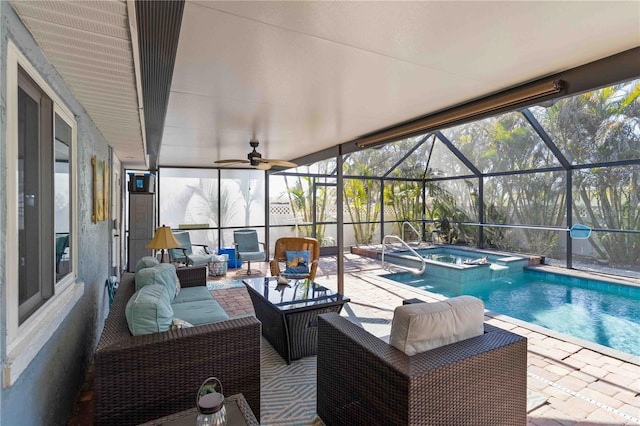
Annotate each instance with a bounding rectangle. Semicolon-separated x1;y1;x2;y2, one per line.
206;279;246;291
260;338;324;426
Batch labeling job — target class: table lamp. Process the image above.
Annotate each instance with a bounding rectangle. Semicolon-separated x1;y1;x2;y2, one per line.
147;225;180;263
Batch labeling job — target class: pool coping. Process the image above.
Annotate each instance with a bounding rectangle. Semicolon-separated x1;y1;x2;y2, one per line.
526;264;640;288
365;269;640;366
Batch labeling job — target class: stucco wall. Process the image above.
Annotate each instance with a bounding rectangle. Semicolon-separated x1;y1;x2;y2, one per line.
0;3;6;424
1;4;113;425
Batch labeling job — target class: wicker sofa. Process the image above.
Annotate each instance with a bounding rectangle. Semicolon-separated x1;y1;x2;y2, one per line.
94;267;261;425
317;312;527;426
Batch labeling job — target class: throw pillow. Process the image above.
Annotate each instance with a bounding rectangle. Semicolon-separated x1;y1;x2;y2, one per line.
284;250;310;275
171;317;194;330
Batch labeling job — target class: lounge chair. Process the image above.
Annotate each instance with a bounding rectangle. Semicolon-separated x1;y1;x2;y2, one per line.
167;231;211;266
316;299;527;425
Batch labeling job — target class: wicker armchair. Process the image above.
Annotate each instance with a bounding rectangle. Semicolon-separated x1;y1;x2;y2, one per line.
317;313;527;426
94;267;261;425
270;237;320;280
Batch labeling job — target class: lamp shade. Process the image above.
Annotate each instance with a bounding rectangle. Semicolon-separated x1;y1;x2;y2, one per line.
147;225;181;250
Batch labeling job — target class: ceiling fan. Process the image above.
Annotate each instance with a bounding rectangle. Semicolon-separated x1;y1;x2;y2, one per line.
214;140;297;170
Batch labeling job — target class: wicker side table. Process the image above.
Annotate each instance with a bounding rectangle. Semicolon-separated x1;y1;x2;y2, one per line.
138;393;258;425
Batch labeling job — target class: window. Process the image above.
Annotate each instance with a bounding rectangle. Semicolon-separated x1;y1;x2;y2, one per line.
17;69;55;322
17;66;75;322
158;167;267;250
54;114;72;283
5;41;83;387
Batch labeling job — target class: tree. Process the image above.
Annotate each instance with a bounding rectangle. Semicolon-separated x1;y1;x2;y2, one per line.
343;151;386;244
343;178;381;244
283;160;335;245
543;80;640;265
384;180;422;236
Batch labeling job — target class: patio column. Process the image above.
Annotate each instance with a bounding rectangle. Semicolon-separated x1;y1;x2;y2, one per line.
337;148;344;294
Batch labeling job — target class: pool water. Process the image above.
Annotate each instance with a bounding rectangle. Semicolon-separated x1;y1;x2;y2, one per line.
386;269;640;356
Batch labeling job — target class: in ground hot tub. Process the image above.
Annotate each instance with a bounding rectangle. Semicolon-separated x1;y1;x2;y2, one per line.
383;247;527;284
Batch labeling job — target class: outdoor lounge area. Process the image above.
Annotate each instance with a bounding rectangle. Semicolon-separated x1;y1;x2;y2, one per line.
68;255;640;425
1;2;639;426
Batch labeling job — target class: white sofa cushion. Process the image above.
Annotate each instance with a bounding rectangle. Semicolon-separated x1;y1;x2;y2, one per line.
389;295;485;356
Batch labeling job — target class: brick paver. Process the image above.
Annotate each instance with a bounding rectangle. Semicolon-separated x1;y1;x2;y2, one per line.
211;287;254;318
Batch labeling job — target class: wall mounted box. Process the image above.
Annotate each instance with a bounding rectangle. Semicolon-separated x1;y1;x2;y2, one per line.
128;173;156;193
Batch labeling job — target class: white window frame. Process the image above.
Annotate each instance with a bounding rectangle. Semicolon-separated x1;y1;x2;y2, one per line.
3;40;84;388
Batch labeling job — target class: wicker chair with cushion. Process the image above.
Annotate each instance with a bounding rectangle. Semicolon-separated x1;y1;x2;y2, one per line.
94;266;261;425
270;237;320;281
316;300;527;426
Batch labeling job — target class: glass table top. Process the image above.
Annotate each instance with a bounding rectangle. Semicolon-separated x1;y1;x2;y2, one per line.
243;277;348;311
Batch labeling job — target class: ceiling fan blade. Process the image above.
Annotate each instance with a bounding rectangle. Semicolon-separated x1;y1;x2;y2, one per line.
263;159;298;168
214;159;250;165
216;141;296;170
255;162;272;171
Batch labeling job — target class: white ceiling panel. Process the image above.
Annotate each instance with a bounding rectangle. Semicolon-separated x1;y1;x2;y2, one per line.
161;0;639;168
195;1;639;84
11;1;640;170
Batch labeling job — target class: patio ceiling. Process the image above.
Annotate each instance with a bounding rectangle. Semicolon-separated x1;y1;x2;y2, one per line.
10;1;640;170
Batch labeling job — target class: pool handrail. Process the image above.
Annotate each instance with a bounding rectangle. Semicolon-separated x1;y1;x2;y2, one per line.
381;235;426;274
401;221;422;245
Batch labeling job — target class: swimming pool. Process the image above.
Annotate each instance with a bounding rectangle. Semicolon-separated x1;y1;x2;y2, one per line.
385;268;640;357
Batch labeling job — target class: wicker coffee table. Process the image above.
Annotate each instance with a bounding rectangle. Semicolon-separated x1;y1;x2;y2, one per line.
139;393;258;425
243;277;350;364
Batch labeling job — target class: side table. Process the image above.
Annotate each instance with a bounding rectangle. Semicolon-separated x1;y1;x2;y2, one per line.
244;277;350;364
172;264;208;285
138;393;258;425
